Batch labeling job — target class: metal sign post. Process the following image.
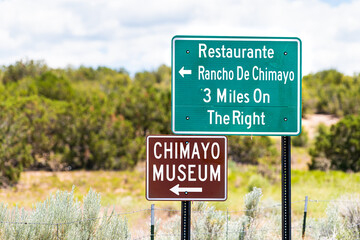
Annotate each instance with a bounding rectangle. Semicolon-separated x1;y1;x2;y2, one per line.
181;201;191;240
167;35;302;239
146;135;227;240
282;136;291;240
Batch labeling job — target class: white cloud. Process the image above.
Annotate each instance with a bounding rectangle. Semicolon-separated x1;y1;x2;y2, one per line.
0;0;359;75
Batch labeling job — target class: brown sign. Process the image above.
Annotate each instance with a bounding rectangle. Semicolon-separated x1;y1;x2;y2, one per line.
146;135;227;201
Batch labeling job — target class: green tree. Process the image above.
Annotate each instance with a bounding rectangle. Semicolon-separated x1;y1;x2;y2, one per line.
0;98;34;186
309;123;331;170
1;60;47;84
302;70;360;117
309;116;360;172
116;66;171;137
228;136;277;164
292;126;309;147
36;71;74;101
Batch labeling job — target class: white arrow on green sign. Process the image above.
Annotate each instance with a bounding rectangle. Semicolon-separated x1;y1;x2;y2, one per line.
179;66;192;77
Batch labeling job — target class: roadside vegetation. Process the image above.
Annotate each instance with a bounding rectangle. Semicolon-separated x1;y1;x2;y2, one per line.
0;60;359;239
1;186;359;239
0;60;277;186
1;61;359;187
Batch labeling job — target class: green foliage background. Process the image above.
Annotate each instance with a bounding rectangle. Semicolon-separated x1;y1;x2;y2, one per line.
0;60;173;185
302;69;360;117
309;116;360;172
1;61;360;186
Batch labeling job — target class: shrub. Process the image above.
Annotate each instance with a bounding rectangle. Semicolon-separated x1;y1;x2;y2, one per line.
292;126;309;147
233;187;266;240
309;123;331;171
309;115;360;172
244;187;262;219
192;202;226;240
57;98;141;170
0;96;71;179
0;98;35;186
247;175;269;193
228;136;277;165
36;71;74;101
302;70;360;117
308;194;360;239
0;187;130;239
158;188;265;240
1;60;47;84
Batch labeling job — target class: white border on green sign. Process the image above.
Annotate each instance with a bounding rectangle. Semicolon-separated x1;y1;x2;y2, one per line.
171;36;302;136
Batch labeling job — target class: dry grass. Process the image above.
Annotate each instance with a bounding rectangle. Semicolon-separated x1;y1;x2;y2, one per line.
0;168;147;210
1;162;360;238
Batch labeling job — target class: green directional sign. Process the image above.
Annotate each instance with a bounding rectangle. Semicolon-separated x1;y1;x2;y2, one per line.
171;36;302;136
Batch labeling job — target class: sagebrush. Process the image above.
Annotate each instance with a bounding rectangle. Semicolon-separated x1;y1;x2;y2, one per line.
0;187;130;240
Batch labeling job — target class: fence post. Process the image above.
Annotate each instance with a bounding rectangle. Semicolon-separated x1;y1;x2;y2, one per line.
56;223;59;240
302;196;308;240
151;204;155;240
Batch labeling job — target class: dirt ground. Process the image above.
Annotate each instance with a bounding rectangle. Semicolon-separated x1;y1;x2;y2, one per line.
302;114;339;139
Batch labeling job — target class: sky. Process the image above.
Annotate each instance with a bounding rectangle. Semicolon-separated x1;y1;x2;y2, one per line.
0;0;359;76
